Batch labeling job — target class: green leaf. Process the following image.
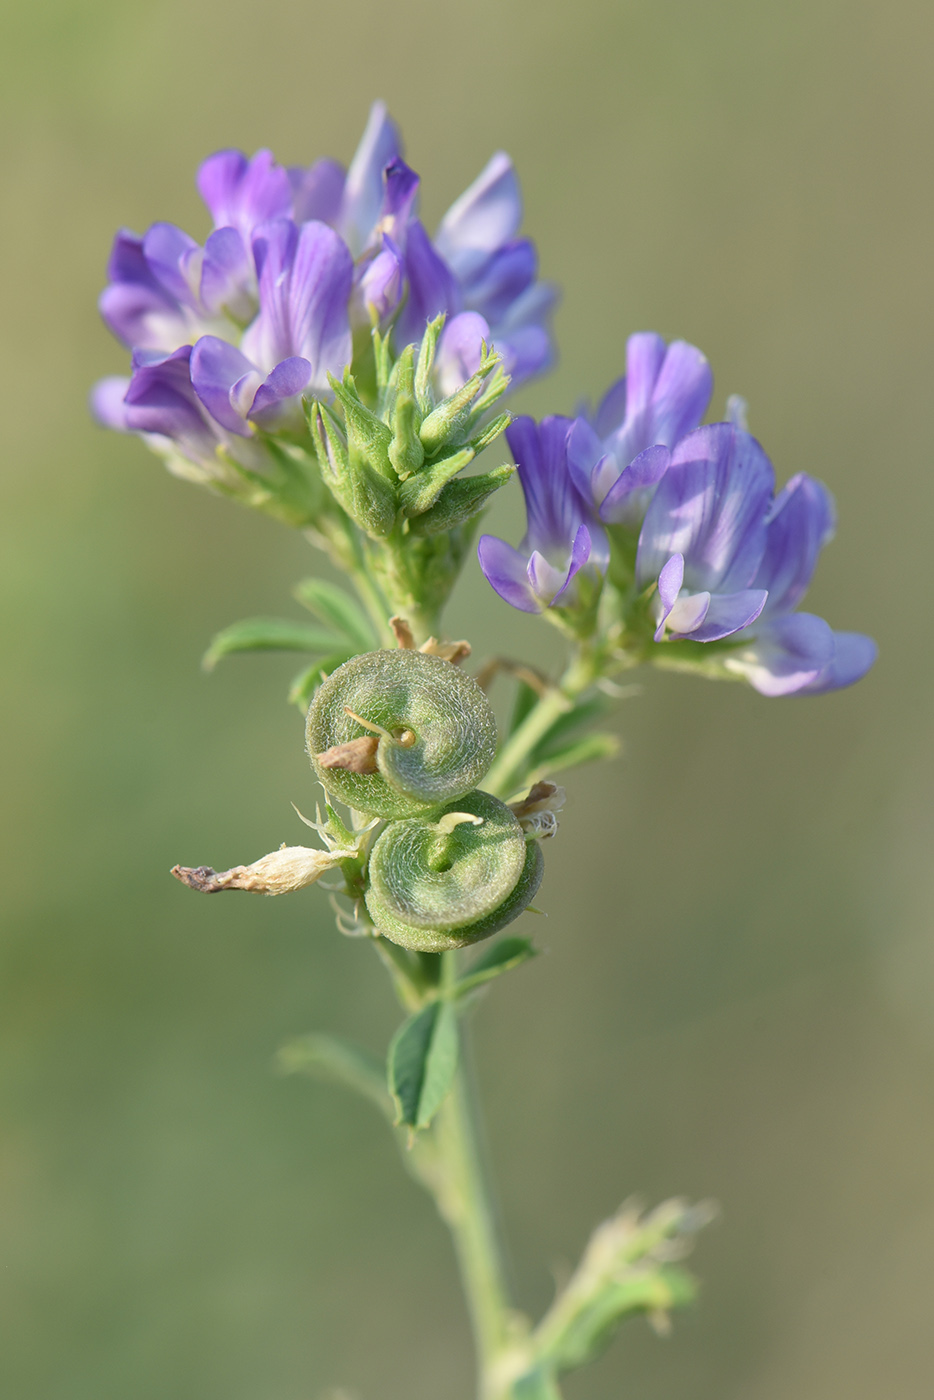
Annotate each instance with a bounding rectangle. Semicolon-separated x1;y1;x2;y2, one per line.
509;1368;562;1400
509;678;540;735
276;1033;394;1121
292;578;377;650
288;651;356;710
547;1265;697;1371
454;936;538;997
202;617;347;671
387;1001;459;1132
530;732;620;777
530;694;613;760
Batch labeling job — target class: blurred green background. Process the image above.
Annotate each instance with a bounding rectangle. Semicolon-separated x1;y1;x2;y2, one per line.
1;0;931;1395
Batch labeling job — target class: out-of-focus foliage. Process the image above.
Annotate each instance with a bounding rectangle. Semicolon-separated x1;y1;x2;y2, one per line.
0;1;931;1397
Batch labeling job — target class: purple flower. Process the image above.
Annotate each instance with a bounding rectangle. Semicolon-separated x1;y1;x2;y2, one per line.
432;153;555;392
635;423;876;694
477;416;605;614
95;220;352;463
720;472;877;695
567;332;713;529
90;346;271;485
100;149;294;355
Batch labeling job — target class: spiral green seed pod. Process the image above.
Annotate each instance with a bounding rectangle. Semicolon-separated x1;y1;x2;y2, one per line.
306;649;498;819
364;789;544;952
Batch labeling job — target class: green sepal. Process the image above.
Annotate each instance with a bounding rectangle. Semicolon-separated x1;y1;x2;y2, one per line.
309;403;396;539
328;372;395;480
288;651;356;710
202;617;346;671
277;1032;394;1121
414;314;445;414
408;463;515;536
468;409;512;453
389;392;425;479
418;347;501;454
387;1000;459;1132
454;936;538;998
398;446;475;517
292;578;378;650
372;326;393;399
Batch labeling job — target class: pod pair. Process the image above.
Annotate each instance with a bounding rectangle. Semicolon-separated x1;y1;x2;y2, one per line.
306;650;543;952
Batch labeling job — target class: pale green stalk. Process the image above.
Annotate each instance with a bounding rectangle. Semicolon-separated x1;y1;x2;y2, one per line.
484;645;599;799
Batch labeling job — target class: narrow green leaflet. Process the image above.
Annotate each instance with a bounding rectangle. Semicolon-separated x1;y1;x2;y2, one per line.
292;577;378;651
277;1033;394;1121
202;617;346;670
509;678;541;735
530;694;614;761
454;936;538;998
387;1000;459;1132
531;732;620;777
288;651;356;711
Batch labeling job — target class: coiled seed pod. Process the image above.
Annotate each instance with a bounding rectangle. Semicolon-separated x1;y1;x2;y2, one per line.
365;789;544;952
306;649;498;819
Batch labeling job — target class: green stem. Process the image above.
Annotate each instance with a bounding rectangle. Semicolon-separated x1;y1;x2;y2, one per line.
484;646;599;799
433;1025;515;1398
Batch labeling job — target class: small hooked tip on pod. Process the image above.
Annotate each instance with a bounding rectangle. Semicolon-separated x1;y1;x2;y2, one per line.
306;649;498;819
364;789;544;952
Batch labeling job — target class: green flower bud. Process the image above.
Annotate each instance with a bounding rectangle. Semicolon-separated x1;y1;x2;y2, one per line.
418;347;504;456
407;464;516;536
308;405;396;539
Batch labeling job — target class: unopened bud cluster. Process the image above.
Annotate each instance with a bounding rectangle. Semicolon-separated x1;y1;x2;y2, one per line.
309;316;513;542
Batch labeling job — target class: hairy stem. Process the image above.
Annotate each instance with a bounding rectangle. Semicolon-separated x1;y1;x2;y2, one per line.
433;1024;516;1398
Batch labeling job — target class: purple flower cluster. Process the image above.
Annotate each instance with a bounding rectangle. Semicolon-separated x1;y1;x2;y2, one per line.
478;332;876;695
92;103;555;477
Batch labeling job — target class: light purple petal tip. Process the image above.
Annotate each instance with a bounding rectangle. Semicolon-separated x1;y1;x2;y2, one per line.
477;535;541;613
726;613;836;696
90;376;132;431
190;336;255;435
248;356;312;424
599;444;671;525
197;149;291;240
340;101;402;253
799;631;878;695
434;311;490;396
435;152;521;278
395;220;459;347
675;588;768;643
653;553;684;639
637;423;774;593
289;157;346;225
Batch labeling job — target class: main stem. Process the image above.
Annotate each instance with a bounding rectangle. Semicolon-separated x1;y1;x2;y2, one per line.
434;1038;515;1398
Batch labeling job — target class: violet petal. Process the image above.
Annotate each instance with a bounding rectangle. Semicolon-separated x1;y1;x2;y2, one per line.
477;534;540;613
